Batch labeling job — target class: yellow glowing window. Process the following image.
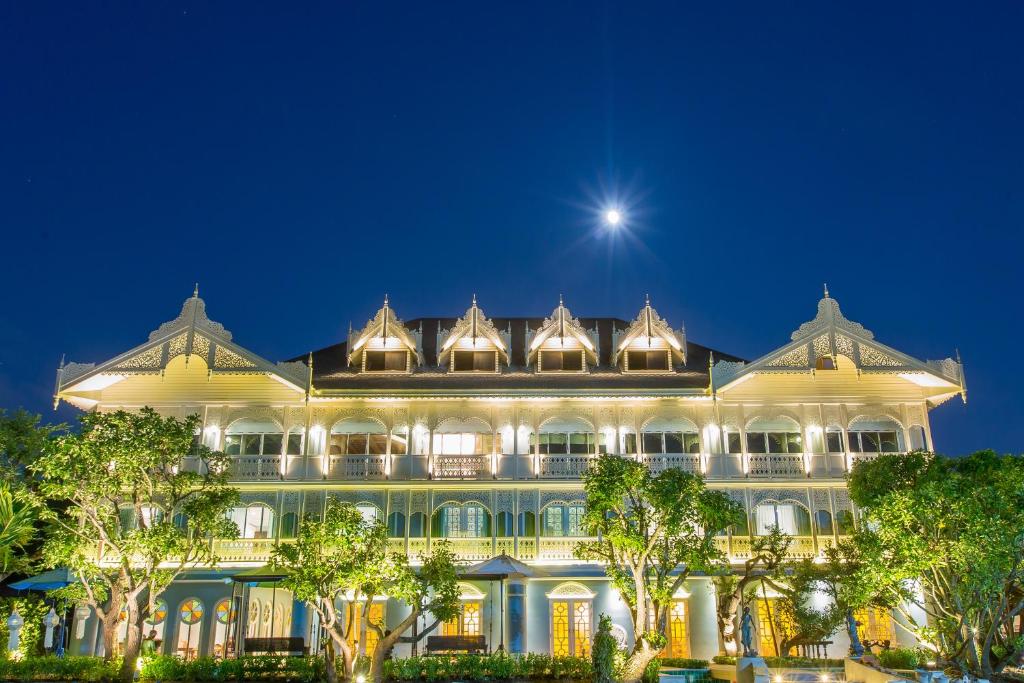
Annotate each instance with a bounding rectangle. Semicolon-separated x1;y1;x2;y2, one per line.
346;602;385;656
667;600;690;658
551;600;591;657
854;607;895;644
756;599;794;657
443;601;482;636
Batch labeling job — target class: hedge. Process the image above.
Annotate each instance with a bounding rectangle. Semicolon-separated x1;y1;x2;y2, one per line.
0;656;121;682
140;655;326;682
384;653;593;681
712;655;844;668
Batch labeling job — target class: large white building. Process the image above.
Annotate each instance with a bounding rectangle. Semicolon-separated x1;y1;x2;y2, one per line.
54;289;965;662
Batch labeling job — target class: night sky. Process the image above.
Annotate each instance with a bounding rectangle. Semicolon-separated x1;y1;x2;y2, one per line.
2;3;1021;455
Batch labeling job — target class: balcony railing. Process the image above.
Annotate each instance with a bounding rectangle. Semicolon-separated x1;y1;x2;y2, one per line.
328;454;387;480
433;454;490;479
645;453;702;474
538;454;592;478
212;538;279;564
746;453;806;478
227;457;281;481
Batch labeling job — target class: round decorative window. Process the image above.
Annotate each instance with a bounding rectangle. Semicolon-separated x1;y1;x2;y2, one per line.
146;599;168;625
215;598;236;625
179;599;204;626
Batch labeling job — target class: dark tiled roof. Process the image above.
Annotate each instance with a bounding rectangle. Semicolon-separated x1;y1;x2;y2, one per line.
290;317;744;394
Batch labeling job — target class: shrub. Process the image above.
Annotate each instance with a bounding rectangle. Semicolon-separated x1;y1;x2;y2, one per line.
878;648;921;671
592;615;618;683
382;653;593;681
0;656;121;682
138;654;325;682
711;655;843;669
657;658;710;670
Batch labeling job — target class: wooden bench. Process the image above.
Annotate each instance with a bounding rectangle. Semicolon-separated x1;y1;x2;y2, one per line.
425;635;487;654
244;637;306;656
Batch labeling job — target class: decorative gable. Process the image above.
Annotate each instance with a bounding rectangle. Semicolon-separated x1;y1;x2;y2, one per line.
612;296;686;369
55;289;308;407
438;296;509;371
347;296;422;371
526;297;598;369
712;288;965;399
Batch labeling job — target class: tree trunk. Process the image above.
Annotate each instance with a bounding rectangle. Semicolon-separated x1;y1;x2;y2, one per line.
118;613;142;683
622;643;658;683
324;637;340;683
717;588;743;655
369;607;421;683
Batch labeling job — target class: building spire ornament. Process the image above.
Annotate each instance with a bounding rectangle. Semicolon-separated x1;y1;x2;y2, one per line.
823;282;829;299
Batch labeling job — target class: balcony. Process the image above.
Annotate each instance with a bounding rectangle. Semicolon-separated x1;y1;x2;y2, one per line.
433;454;490;479
746;453;806;478
227;456;281;481
645;453;701;474
715;535;825;561
328;454;387;480
538;454;591;478
212;538;279;564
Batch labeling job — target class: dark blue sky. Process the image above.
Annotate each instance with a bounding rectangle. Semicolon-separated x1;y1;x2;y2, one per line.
1;2;1021;455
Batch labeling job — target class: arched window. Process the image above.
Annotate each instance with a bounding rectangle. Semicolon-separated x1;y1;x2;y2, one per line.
225;420;284;456
211;598;237;658
409;511;427;538
495;511;513;537
433;418;494;455
387;511;406;538
848;419;902;453
285;429;305;456
175;598;204;660
731;512;750;537
754;502;811;536
431;503;491;538
227;504;275;539
815;510;834;535
143;599;168;651
541;503;587;537
745;418;803;454
641;418;700;454
518;510;536;536
356;504;382;525
329;419;389;456
536;418;601;455
547;582;595;657
280;512;298;539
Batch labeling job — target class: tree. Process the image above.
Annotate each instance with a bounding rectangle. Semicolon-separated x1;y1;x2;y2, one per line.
272;500;460;683
33;408;238;683
0;409;62;483
712;528;790;654
0;482;39;584
576;454;743;683
848;450;1024;678
592;613;619;683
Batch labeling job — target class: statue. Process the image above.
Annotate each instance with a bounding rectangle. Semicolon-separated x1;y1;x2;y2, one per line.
740;605;757;657
7;608;23;655
847;609;864;657
44;608;60;651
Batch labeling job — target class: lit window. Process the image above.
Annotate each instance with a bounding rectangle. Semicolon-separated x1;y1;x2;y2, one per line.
539;350;584;372
226;505;274;539
432;503;490;538
452;350;497;372
754;503;811;536
364;350;407;372
626;349;670;371
175;599;204;660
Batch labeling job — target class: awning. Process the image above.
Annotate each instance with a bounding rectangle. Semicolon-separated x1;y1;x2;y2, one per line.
460;554;545;580
230;565;289;583
10;568;76;591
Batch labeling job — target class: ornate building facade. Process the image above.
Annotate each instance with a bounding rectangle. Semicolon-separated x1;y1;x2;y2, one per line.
54;289;965;661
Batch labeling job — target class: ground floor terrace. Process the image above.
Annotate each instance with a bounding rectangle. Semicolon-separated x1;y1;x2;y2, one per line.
67;567;919;663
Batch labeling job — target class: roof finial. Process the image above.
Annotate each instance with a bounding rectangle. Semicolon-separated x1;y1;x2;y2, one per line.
472;293;477;306
193;282;199;298
558;293;563;307
823;282;830;299
645;293;650;306
383;293;389;307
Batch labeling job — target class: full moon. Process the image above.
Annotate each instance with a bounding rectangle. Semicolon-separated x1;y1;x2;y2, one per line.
604;208;622;226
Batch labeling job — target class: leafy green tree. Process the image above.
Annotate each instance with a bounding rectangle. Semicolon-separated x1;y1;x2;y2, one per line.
576;454;743;683
0;482;39;583
0;409;62;483
712;527;791;654
271;500;460;683
33;408;238;683
848;450;1024;677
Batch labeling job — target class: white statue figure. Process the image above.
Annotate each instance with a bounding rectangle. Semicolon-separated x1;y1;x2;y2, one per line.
7;608;24;655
